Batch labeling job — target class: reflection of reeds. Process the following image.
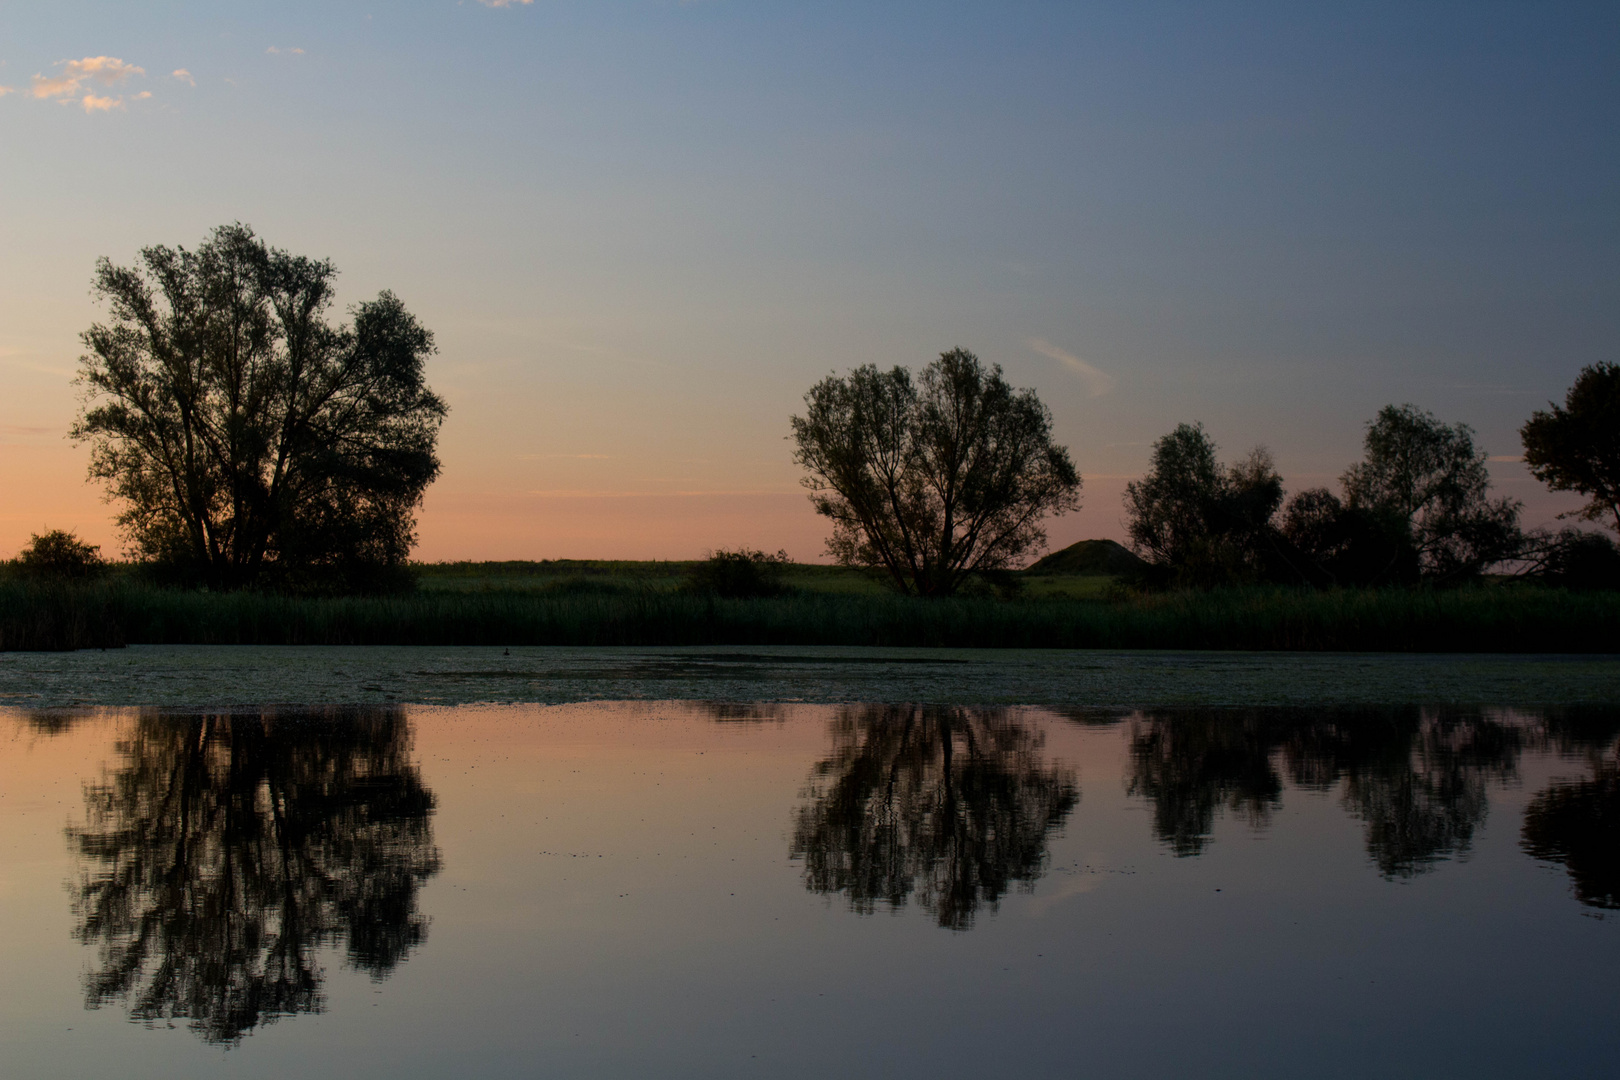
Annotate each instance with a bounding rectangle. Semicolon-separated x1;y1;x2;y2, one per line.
2;578;1618;651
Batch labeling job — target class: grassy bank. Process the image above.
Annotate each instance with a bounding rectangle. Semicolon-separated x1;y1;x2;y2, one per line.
2;577;1617;652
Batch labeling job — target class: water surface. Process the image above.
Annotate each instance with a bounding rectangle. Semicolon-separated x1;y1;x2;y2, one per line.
1;698;1615;1078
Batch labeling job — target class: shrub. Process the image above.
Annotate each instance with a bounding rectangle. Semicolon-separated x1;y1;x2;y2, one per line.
15;530;107;580
686;549;794;598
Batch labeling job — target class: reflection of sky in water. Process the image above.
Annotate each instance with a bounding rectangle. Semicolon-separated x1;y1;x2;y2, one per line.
0;702;1616;1078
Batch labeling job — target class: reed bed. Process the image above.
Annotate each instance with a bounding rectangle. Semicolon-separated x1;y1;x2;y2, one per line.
2;579;1617;652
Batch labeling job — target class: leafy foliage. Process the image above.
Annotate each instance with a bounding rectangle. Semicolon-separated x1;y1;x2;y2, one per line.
791;349;1081;596
1518;527;1620;591
685;548;793;598
1122;423;1287;586
1339;404;1521;582
15;529;106;579
73;224;447;593
1521;361;1620;533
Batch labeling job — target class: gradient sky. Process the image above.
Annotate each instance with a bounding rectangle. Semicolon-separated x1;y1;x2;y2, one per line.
2;1;1616;561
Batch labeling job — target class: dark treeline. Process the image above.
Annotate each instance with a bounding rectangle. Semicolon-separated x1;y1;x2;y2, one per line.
1124;401;1620;591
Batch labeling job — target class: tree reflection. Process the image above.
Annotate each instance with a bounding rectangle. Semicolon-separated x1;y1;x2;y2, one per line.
1126;708;1524;877
790;705;1078;930
1522;709;1620;910
68;708;441;1043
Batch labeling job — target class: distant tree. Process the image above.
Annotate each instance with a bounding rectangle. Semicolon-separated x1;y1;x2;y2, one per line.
1521;362;1620;534
1341;404;1520;581
790;349;1080;597
1122;423;1286;585
72;224;447;593
15;529;107;579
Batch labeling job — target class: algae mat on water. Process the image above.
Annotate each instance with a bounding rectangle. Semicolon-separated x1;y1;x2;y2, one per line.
1;645;1617;708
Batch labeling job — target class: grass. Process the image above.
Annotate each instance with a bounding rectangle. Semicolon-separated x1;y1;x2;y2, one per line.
2;566;1617;652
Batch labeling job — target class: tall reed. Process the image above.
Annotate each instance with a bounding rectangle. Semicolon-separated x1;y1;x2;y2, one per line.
3;579;1616;652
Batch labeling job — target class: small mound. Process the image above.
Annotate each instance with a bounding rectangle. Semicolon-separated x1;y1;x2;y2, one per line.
1026;539;1146;577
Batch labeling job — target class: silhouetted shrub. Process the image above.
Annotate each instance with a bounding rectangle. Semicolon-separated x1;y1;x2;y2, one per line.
1523;529;1620;591
685;549;793;598
15;530;107;580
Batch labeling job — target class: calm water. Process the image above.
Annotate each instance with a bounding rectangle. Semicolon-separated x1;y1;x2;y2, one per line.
1;688;1616;1078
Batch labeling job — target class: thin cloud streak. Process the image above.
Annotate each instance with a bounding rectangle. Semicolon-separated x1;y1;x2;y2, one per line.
171;69;194;86
1028;338;1117;398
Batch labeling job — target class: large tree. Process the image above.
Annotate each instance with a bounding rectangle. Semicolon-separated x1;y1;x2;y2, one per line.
790;349;1081;597
73;224;448;591
1341;404;1520;581
1122;422;1287;585
1521;362;1620;534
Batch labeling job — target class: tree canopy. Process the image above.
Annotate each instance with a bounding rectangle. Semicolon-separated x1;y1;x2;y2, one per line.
790;349;1080;597
73;224;447;592
1340;404;1520;581
1521;361;1620;534
1122;423;1286;585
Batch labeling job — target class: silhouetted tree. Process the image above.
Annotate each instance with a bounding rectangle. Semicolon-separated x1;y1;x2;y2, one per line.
790;349;1081;597
1122;423;1288;585
1521;362;1620;534
1279;487;1415;586
73;224;447;593
1340;404;1520;581
68;708;441;1043
790;705;1078;929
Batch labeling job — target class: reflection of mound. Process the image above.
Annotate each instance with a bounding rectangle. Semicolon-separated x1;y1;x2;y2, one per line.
791;705;1078;930
69;708;441;1043
1522;765;1620;910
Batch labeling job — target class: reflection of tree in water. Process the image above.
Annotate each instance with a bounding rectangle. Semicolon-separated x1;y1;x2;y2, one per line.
68;708;441;1044
1521;709;1620;910
1126;708;1526;877
790;705;1078;930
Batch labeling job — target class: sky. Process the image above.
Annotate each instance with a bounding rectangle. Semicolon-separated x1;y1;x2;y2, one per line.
2;1;1616;562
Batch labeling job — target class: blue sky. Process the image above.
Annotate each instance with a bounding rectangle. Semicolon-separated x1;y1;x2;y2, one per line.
2;1;1616;558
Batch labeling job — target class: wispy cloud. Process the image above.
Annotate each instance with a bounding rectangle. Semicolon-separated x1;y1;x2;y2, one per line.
1028;338;1117;398
31;56;144;100
171;68;195;86
477;0;535;6
80;93;124;112
266;46;305;55
0;85;16;97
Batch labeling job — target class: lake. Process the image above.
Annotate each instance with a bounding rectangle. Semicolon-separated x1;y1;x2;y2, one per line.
0;647;1616;1078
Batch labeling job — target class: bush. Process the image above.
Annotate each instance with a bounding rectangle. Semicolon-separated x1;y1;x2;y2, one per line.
685;549;794;598
1524;529;1620;591
15;530;107;580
